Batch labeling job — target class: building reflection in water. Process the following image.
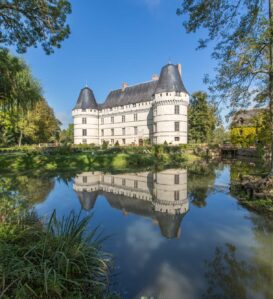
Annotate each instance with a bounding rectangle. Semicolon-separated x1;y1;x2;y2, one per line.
73;169;189;239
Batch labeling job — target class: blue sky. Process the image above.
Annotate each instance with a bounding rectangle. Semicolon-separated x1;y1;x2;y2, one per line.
14;0;216;128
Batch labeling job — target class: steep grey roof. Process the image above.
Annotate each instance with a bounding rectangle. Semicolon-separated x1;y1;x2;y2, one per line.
155;212;185;239
231;108;266;127
155;64;188;94
102;80;157;109
74;63;188;110
74;87;97;110
76;191;98;211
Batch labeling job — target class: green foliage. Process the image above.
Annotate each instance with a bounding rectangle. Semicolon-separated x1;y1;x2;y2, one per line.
0;50;61;146
0;0;71;54
213;126;230;145
0;209;117;298
0;145;200;174
19;98;61;144
177;0;273;171
102;140;109;150
188;91;218;143
231;127;257;147
60;123;74;144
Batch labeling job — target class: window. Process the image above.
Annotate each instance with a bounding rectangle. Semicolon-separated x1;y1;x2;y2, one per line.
174;175;179;184
111;129;114;136
82;129;87;136
133;103;136;107
122;178;126;186
111;116;114;123
101;129;104;137
111;139;114;144
82;109;86;112
122;115;125;122
154;123;157;133
175;137;180;141
101;118;104;124
175;122;180;132
134;180;138;189
160;94;162;97
83;176;87;183
174;191;179;201
134;114;137;121
134;127;138;135
82;139;87;144
175;105;180;114
122;139;126;145
122;128;125;135
82;117;87;124
166;93;168;96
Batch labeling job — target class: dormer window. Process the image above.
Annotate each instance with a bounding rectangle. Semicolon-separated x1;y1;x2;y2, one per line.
82;109;86;112
133;103;136;107
166;93;168;96
160;94;162;97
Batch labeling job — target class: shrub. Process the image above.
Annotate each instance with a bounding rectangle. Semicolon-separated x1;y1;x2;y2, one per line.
0;211;117;298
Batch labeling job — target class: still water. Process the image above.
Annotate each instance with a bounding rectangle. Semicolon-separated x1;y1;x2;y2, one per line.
7;162;273;298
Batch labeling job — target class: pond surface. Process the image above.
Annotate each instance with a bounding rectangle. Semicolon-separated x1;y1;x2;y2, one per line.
4;161;273;298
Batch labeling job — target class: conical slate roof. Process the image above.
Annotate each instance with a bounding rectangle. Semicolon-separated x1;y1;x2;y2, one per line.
74;87;97;110
155;64;188;94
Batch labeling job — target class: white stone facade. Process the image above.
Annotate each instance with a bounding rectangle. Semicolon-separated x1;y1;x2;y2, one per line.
72;64;189;146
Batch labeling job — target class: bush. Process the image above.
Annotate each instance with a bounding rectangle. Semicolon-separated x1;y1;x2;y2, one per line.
0;211;117;298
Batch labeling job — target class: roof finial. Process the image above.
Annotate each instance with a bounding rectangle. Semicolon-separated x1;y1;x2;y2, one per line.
85;80;88;88
168;57;172;64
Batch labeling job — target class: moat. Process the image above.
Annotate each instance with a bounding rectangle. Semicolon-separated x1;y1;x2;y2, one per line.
4;161;273;299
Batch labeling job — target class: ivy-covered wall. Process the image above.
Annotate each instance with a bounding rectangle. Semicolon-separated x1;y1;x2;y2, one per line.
230;127;257;148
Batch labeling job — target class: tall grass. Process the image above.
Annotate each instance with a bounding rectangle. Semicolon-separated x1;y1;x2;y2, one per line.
0;210;118;298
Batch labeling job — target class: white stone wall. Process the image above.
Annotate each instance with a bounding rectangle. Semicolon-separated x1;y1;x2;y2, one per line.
72;92;189;145
72;109;99;145
153;91;189;145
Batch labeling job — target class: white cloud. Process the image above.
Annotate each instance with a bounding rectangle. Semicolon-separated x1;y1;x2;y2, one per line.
144;0;161;8
126;219;164;267
137;262;196;299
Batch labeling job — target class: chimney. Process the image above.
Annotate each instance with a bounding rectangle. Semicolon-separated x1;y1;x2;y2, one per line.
122;82;128;91
152;74;159;81
177;64;182;76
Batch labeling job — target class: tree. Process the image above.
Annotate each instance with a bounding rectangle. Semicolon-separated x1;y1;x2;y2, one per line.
0;49;41;112
188;91;218;143
59;123;74;144
177;0;273;175
0;0;71;54
20;98;61;144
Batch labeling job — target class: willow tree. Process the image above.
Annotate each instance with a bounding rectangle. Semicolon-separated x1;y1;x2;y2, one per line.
177;0;273;175
0;0;71;54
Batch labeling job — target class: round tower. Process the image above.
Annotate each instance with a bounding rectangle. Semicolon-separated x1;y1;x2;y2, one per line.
153;169;189;215
152;64;189;145
72;87;99;145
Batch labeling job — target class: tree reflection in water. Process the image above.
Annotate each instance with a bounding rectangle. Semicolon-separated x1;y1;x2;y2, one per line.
203;217;273;299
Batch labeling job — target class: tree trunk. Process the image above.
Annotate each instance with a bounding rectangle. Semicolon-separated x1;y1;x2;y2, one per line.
269;0;273;175
18;130;23;147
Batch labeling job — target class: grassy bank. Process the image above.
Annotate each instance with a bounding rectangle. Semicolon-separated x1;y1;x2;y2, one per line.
0;183;118;298
0;145;200;174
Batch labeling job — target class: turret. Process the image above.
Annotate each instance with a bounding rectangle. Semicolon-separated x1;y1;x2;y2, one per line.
72;87;99;145
152;64;189;145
